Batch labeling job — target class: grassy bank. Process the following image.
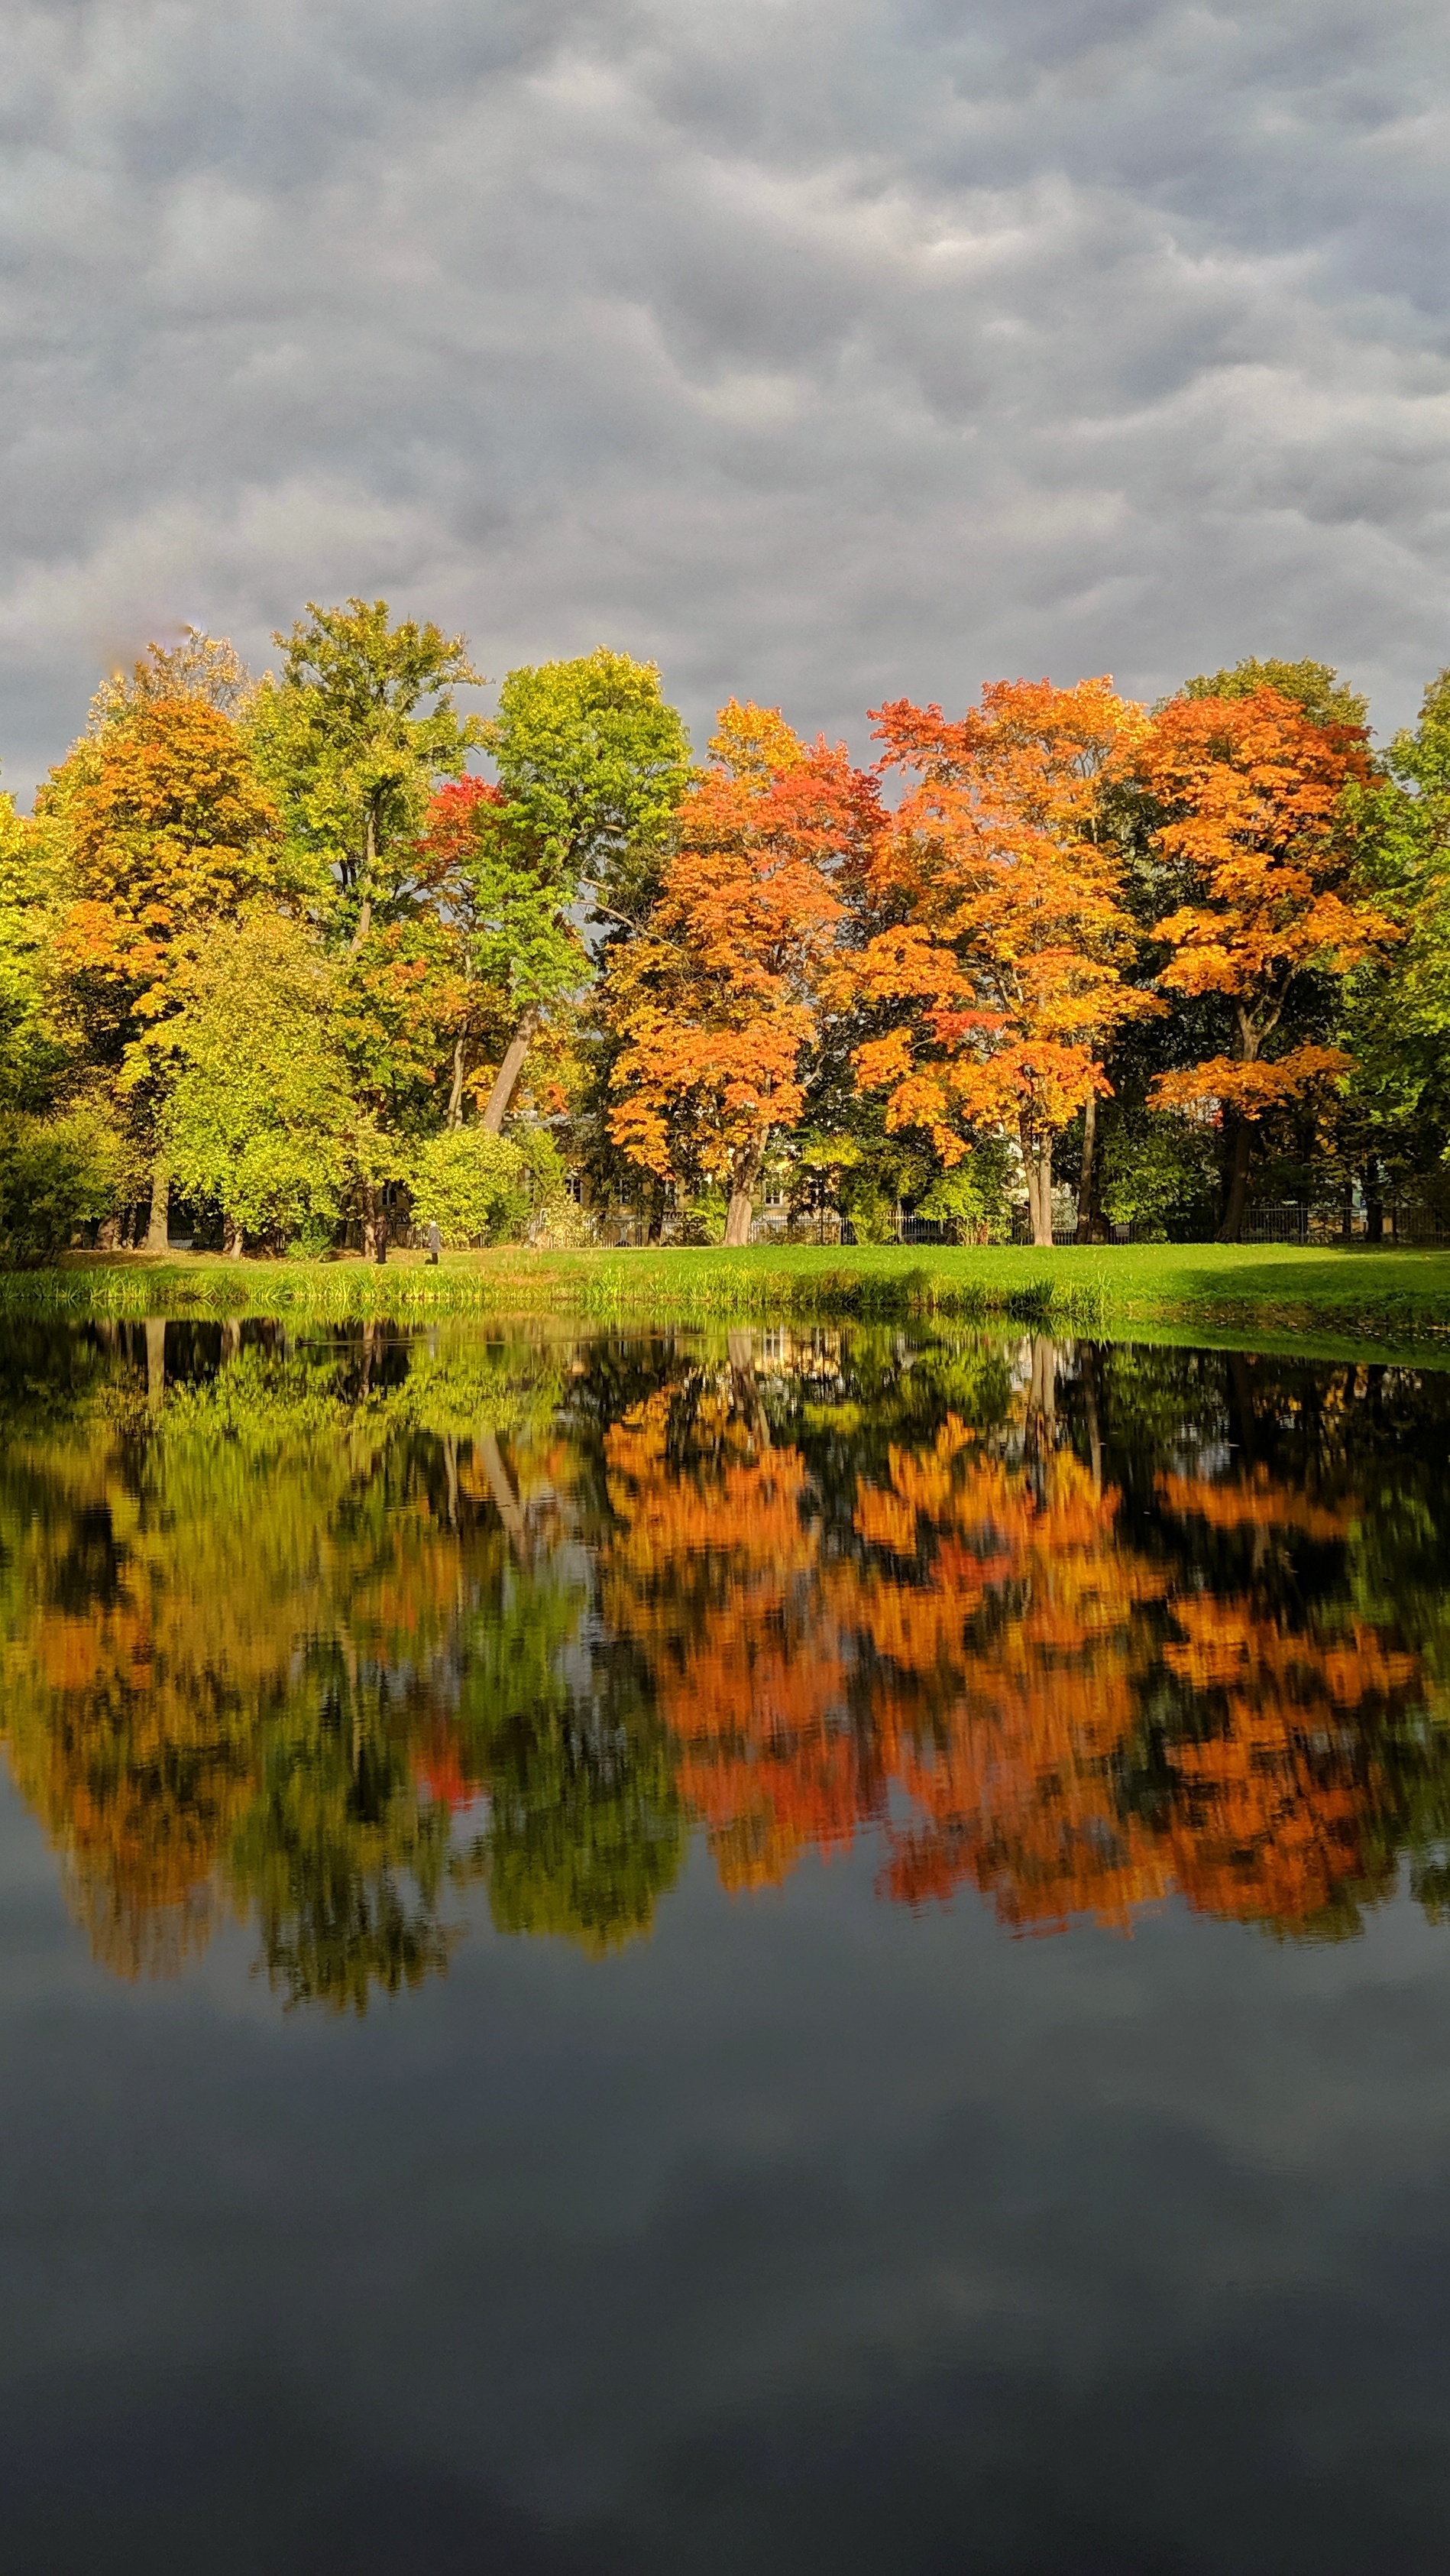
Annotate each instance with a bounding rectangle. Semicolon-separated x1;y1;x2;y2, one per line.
5;1239;1450;1354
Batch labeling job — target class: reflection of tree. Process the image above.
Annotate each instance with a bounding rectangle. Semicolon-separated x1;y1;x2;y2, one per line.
600;1336;1450;1944
5;1322;1450;1981
602;1388;867;1891
0;1323;681;2000
1151;1476;1419;1936
859;1438;1173;1932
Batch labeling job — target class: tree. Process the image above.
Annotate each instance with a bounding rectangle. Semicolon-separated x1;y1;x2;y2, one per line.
852;679;1155;1244
1136;685;1387;1239
413;772;584;1131
1334;668;1450;1232
477;649;692;1130
0;781;69;1111
250;598;484;954
89;627;254;730
154;910;356;1253
606;702;873;1244
44;692;282;1246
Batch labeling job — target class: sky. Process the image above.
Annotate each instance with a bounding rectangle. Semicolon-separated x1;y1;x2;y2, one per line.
2;0;1448;798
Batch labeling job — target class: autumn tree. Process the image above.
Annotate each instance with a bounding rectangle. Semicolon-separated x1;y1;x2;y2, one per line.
89;626;254;729
44;692;282;1246
1136;684;1387;1239
607;702;876;1244
853;679;1154;1245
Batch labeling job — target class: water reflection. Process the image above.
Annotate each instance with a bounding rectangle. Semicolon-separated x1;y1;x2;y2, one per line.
2;1317;1448;2002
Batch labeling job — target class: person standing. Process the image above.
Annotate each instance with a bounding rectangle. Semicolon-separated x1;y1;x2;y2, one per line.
426;1220;441;1266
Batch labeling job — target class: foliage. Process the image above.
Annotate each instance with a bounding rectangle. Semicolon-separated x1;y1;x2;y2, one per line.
88;627;255;730
1099;1109;1219;1238
850;679;1157;1243
915;1139;1016;1241
412;1122;565;1246
155;910;356;1247
0;789;69;1108
45;690;282;1057
607;703;875;1237
10;608;1450;1269
481;646;693;919
1182;656;1371;731
0;1101;131;1261
249;598;484;949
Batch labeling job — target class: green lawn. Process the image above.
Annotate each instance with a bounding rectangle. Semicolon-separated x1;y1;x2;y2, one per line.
6;1237;1450;1359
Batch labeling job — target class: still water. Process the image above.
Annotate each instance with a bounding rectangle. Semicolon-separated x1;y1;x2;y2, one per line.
4;1315;1450;2571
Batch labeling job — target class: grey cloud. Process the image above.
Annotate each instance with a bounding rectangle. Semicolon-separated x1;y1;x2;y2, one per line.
2;0;1449;795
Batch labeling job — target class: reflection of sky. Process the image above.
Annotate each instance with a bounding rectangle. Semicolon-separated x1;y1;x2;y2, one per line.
5;2;1450;796
3;1764;1450;2571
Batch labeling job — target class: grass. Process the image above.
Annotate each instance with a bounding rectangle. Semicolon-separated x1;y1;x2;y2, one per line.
5;1238;1450;1359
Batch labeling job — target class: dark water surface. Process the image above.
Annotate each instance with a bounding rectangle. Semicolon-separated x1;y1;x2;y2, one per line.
5;1317;1450;2572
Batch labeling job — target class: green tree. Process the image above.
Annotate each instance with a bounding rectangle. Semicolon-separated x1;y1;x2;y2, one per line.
1332;669;1450;1232
1183;657;1370;728
154;909;357;1253
251;598;484;953
477;649;691;1129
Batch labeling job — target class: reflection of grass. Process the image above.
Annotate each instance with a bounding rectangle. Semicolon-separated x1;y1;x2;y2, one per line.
5;1241;1450;1356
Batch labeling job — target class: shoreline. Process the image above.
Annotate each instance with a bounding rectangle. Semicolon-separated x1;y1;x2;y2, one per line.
4;1241;1450;1365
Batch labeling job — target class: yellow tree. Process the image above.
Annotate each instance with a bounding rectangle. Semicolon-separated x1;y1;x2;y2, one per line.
45;689;281;1244
851;679;1154;1243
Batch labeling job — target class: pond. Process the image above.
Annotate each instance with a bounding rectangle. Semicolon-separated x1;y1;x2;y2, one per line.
4;1315;1450;2571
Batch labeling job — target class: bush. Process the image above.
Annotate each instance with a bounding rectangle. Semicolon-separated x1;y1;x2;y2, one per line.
1101;1110;1219;1240
916;1141;1015;1243
0;1104;129;1262
413;1124;566;1246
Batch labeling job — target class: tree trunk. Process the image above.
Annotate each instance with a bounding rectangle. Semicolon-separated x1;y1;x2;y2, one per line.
144;1162;170;1253
96;1215;120;1251
1075;1090;1098;1246
447;1034;468;1129
348;810;377;957
481;1011;537;1135
1364;1155;1384;1244
477;1426;528;1557
1082;1344;1102;1493
724;1142;763;1248
1021;1121;1054;1246
222;1213;244;1260
359;1181;380;1261
1216;1116;1253;1243
727;1329;771;1449
1024;1335;1057;1469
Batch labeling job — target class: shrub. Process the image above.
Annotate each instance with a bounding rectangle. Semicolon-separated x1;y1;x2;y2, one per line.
1101;1110;1219;1240
0;1104;130;1262
413;1124;566;1246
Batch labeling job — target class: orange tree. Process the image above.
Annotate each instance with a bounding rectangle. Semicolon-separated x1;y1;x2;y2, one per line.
44;689;281;1244
1135;685;1387;1237
607;703;879;1243
851;679;1154;1244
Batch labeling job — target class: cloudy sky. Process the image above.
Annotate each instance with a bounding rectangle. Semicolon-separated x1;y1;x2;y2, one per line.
3;0;1448;796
